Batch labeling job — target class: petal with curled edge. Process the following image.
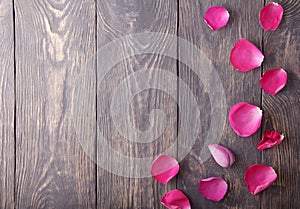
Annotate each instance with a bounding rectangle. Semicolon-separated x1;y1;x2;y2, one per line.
208;144;235;168
199;177;228;201
161;189;191;209
151;155;179;184
258;130;284;150
260;68;287;95
204;6;230;31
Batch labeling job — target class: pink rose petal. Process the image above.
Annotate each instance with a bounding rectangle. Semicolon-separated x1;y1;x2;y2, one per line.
228;102;263;137
259;2;284;31
204;6;230;31
208;144;235;168
150;155;179;184
260;68;287;95
161;189;191;209
230;39;264;72
258;130;284;150
199;177;228;201
244;164;277;195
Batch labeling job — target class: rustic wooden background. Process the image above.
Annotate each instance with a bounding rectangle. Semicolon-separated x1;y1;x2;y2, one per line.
0;0;299;208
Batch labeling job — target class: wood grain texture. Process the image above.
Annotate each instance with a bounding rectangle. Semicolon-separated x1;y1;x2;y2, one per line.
0;0;15;208
96;0;178;208
178;0;264;208
14;0;96;208
261;1;300;208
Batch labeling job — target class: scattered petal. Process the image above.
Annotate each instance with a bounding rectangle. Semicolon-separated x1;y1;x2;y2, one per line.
258;130;284;150
259;2;284;31
199;177;228;201
228;102;263;137
208;144;235;168
161;189;191;209
204;6;230;31
260;68;287;95
151;155;179;184
230;39;264;72
244;164;277;195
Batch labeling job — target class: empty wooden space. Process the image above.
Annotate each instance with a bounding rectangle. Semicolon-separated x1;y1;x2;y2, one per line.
0;0;299;208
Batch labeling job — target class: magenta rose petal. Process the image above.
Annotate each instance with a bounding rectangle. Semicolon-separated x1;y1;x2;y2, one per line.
228;102;263;137
230;39;264;72
208;144;235;168
161;189;191;209
260;68;287;95
258;130;284;150
199;177;228;201
244;164;277;195
259;2;284;31
150;155;179;184
204;6;230;31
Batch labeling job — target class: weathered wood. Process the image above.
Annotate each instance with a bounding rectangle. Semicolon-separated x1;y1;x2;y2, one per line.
178;0;264;208
14;0;96;208
261;1;300;208
96;0;178;208
0;0;15;208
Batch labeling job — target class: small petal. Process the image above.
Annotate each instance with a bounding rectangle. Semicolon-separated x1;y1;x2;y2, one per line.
230;39;264;72
259;2;284;31
151;155;179;184
258;130;284;150
161;189;191;209
244;164;277;195
208;144;235;168
204;6;230;31
228;102;263;137
199;177;228;201
260;68;287;95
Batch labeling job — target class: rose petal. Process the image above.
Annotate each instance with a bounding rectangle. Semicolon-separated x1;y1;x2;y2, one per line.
199;177;228;201
260;68;287;95
150;155;179;184
258;130;284;150
228;102;263;137
244;164;277;195
230;39;264;72
161;189;191;209
208;144;235;168
259;2;284;31
204;6;230;31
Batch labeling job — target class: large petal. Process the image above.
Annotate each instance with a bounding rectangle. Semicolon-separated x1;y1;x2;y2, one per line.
199;177;228;201
259;2;284;31
230;39;264;72
228;102;263;137
258;130;284;150
151;155;179;184
161;189;191;209
244;164;277;195
204;6;230;31
260;68;287;95
208;144;235;168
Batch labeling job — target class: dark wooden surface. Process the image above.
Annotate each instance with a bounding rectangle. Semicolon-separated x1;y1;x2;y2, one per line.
0;0;299;208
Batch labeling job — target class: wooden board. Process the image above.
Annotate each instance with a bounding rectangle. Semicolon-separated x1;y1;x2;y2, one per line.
261;0;300;208
14;0;96;208
96;1;178;208
178;0;264;208
0;0;15;208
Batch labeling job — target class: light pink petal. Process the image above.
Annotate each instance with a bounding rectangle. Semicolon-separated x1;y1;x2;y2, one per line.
150;155;179;184
208;144;235;168
228;102;262;137
258;130;284;150
230;39;264;72
204;6;230;31
161;189;191;209
244;164;277;195
199;177;228;201
260;68;287;95
259;2;284;31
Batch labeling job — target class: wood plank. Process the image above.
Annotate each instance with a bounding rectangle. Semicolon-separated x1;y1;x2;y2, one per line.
0;0;15;208
14;0;96;208
261;1;300;208
96;1;178;208
178;0;264;208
